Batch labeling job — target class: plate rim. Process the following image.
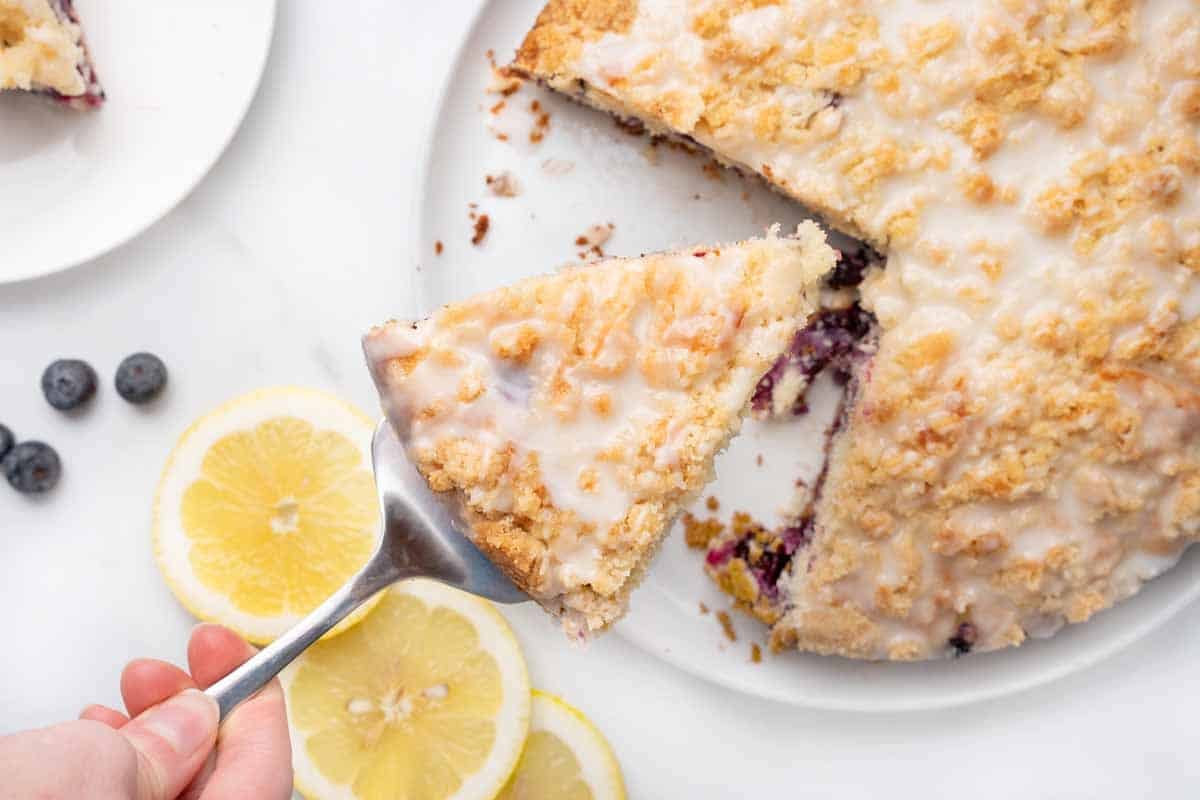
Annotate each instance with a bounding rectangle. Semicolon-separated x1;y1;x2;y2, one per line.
613;558;1200;712
1;0;278;286
411;0;1200;712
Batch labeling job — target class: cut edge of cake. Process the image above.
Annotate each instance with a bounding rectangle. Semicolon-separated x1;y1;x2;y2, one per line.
508;2;875;246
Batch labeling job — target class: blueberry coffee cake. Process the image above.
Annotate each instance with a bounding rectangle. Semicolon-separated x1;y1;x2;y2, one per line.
0;0;103;108
513;0;1200;659
365;225;835;636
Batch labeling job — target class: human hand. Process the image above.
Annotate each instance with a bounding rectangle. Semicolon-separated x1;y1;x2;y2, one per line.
0;623;292;800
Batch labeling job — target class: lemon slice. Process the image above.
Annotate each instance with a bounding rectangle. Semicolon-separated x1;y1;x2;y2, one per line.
283;579;531;800
154;387;382;644
497;691;625;800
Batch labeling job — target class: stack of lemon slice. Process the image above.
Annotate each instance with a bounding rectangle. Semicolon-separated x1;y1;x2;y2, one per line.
152;387;625;800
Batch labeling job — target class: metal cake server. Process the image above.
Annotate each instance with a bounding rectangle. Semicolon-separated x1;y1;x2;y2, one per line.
204;420;527;719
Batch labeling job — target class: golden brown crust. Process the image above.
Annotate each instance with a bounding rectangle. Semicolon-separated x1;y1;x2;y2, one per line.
513;0;638;78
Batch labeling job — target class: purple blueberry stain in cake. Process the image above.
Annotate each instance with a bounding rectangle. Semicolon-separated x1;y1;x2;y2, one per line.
751;303;877;417
709;292;880;619
949;622;978;655
709;514;816;602
705;539;736;568
711;263;883;616
826;243;884;290
750;242;882;418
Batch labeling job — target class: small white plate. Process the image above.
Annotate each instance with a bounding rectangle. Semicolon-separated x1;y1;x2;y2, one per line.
416;0;1200;711
0;0;276;284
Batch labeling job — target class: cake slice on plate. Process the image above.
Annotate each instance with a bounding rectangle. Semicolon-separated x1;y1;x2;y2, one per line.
513;0;1200;659
0;0;103;108
364;224;834;636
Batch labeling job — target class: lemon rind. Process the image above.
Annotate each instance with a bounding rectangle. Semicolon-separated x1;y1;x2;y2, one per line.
523;690;626;800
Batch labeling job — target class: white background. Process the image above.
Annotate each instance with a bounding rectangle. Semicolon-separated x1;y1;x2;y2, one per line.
2;3;1198;797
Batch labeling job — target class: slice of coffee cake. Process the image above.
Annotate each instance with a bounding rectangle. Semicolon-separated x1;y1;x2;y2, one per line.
364;224;834;636
514;0;1200;659
0;0;103;108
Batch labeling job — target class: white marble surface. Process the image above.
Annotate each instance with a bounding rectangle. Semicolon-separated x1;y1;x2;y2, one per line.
2;2;1198;797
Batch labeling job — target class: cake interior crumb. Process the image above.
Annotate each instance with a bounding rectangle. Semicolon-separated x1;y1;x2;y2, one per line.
699;602;709;615
750;643;762;663
682;512;725;549
706;496;720;512
435;240;444;255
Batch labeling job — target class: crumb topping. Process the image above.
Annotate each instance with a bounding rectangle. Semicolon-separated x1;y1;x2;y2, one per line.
515;0;1200;659
365;225;834;635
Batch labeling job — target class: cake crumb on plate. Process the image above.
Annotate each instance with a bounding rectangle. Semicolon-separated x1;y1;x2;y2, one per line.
716;610;737;643
682;513;724;550
471;214;490;246
486;171;521;197
541;158;574;175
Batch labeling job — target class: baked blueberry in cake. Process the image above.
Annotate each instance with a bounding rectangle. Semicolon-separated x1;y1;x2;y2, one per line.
514;0;1200;659
0;0;103;108
364;225;835;636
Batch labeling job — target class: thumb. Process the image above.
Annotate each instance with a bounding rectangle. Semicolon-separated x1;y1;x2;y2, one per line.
120;689;219;800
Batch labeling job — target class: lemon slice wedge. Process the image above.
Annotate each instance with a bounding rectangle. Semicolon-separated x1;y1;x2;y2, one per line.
497;690;625;800
283;579;531;800
153;387;381;643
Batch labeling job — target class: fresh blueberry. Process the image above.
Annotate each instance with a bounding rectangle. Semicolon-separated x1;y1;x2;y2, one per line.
3;441;61;494
0;424;13;462
114;352;168;404
41;359;98;411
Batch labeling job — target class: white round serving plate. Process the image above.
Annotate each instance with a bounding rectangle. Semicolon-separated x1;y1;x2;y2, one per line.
415;0;1200;712
0;0;276;284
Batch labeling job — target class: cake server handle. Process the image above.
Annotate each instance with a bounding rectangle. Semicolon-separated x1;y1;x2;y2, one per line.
204;548;400;720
